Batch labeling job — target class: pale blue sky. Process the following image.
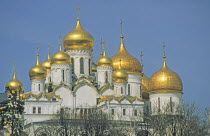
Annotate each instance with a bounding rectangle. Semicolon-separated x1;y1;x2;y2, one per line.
0;0;209;108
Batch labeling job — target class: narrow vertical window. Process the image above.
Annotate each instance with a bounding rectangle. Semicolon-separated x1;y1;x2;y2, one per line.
128;84;131;95
89;58;91;75
123;109;126;115
111;109;114;115
49;77;51;82
150;102;152;113
33;107;36;114
80;57;84;74
134;110;137;116
38;107;41;114
121;87;123;94
158;97;160;113
140;84;142;97
80;109;83;118
170;97;173;112
84;109;87;117
62;69;65;82
71;58;74;74
105;71;108;83
38;84;40;91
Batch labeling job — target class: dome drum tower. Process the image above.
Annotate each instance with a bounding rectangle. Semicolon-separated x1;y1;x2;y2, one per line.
149;58;183;115
63;18;94;78
97;50;113;88
51;43;72;87
111;35;142;98
29;53;47;94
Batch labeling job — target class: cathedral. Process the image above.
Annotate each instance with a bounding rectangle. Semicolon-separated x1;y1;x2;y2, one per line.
3;16;183;135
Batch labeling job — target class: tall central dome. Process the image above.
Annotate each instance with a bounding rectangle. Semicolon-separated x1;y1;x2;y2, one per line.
111;35;142;73
64;18;94;50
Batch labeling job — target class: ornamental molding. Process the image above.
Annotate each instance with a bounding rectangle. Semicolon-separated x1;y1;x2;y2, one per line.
66;49;91;55
97;66;113;70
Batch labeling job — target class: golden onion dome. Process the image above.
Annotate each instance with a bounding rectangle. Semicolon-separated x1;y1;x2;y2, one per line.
42;51;51;71
5;70;24;94
52;43;70;64
97;50;113;67
64;18;94;50
149;60;183;93
92;61;97;72
111;35;142;73
112;63;128;83
29;54;47;80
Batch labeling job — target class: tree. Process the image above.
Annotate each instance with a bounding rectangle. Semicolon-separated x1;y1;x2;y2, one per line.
0;87;25;136
33;107;132;136
144;102;209;136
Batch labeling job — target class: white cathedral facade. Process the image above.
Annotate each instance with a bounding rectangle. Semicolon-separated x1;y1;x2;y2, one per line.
4;17;183;135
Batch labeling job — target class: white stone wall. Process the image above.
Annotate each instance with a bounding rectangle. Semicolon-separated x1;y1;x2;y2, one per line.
54;86;73;108
127;73;142;98
45;71;51;83
74;85;99;108
113;82;127;97
66;49;92;78
97;66;113;87
31;79;45;94
24;100;61;123
51;63;71;86
101;101;144;122
149;92;182;115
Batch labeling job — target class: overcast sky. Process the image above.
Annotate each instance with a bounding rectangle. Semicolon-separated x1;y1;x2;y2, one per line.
0;0;209;108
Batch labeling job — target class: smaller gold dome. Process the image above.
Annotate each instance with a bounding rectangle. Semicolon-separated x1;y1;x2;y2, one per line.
42;51;51;71
64;18;94;50
29;54;47;80
97;50;112;67
112;63;128;83
5;70;24;94
149;60;183;93
92;62;97;72
111;35;142;73
51;44;70;64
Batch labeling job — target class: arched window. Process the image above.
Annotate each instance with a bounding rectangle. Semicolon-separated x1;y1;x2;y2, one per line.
62;69;65;82
71;58;74;74
128;84;131;95
105;71;108;83
80;57;84;74
89;58;91;75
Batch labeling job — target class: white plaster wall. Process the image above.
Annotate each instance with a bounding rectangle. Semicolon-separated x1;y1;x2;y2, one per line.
113;82;127;97
75;85;99;108
51;63;71;86
97;66;113;87
45;71;51;83
127;73;141;98
24;101;61;123
54;86;73;107
105;102;144;121
31;79;45;93
149;92;182;114
101;88;114;96
66;49;92;78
